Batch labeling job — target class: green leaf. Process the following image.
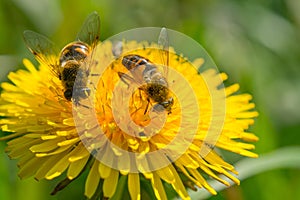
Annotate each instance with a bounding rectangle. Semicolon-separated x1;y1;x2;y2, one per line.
185;147;300;199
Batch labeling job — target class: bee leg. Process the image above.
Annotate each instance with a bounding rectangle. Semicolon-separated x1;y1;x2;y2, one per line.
72;87;91;109
90;73;101;76
118;72;136;88
135;87;151;115
87;79;97;91
73;101;91;109
134;88;143;110
144;97;151;115
204;142;215;150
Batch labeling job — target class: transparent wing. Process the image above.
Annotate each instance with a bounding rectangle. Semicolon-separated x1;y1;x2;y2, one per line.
112;40;123;58
158;27;169;77
23;30;59;76
76;11;100;49
117;66;144;86
118;72;139;86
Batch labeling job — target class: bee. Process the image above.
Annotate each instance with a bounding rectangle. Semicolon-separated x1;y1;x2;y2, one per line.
23;11;100;104
118;28;174;114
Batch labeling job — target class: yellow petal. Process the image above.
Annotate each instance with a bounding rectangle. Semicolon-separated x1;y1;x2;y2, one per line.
41;135;58;140
67;155;89;180
23;58;37;73
63;118;75;126
85;161;100;198
8;139;40;158
35;145;71;157
155;166;175;184
167;164;190;200
45;152;71;180
128;173;140;200
103;169;119;198
34;154;66;181
1;82;20;92
99;162;111;179
240;132;259;142
225;84;240;96
151;172;167;200
188;168;217;195
18;156;46;179
177;154;199;169
30;138;63;153
57;137;80;146
68;143;90;162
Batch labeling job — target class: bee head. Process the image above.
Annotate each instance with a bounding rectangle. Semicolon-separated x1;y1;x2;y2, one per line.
122;55;149;70
153;97;174;114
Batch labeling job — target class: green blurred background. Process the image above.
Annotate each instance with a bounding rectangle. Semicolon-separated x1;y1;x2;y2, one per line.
1;0;300;199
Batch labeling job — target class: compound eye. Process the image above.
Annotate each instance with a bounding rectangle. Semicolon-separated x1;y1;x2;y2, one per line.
139;59;148;65
64;90;72;101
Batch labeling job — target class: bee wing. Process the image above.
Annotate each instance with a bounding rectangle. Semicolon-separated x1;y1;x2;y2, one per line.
76;11;100;49
23;30;59;76
118;72;139;86
158;27;169;78
76;11;100;74
112;40;123;58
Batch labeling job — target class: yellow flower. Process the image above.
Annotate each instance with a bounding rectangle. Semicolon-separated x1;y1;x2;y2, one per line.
0;39;258;200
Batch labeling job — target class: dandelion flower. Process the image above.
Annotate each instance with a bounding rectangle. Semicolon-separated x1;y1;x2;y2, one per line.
0;35;258;199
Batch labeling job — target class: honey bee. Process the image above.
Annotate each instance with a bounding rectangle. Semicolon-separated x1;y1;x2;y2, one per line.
118;28;174;114
23;11;100;104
